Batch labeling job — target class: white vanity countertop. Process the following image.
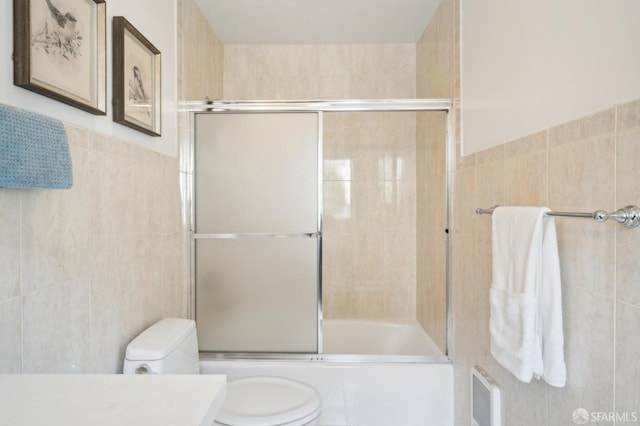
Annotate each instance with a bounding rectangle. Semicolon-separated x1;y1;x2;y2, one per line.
0;374;226;426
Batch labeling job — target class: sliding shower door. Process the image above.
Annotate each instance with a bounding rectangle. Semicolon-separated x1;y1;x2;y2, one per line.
193;112;320;353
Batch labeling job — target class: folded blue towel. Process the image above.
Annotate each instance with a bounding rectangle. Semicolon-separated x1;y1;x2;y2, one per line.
0;104;73;189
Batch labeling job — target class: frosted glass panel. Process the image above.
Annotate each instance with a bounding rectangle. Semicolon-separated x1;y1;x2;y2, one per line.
194;113;319;233
195;238;318;353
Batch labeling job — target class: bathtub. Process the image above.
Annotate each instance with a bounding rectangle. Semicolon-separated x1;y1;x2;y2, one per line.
199;319;453;426
322;319;443;357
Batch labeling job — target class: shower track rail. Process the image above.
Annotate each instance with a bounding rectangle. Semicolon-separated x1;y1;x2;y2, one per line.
182;98;453;113
476;205;640;228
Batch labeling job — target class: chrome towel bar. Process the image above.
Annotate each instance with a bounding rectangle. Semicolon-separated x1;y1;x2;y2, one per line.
475;205;640;228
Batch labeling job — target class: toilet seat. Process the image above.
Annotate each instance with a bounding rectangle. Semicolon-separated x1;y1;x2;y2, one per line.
215;376;321;426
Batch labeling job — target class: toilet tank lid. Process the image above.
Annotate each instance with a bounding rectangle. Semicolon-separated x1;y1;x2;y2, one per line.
125;318;196;361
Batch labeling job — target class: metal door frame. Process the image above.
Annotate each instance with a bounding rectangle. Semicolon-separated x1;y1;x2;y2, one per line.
184;99;454;363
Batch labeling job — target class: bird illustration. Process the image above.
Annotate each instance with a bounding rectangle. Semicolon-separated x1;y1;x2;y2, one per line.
45;0;77;31
129;66;151;117
129;66;149;102
30;0;81;59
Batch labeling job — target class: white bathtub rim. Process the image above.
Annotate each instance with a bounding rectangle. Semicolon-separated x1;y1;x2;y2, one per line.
199;352;451;364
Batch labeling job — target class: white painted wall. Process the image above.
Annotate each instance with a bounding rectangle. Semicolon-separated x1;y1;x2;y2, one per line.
461;0;640;154
1;0;177;156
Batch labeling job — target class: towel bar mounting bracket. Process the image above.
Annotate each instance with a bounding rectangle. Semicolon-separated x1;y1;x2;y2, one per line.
601;205;640;228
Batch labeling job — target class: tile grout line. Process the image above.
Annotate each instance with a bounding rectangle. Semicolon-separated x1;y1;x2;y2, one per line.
545;127;551;425
19;189;24;374
612;105;618;423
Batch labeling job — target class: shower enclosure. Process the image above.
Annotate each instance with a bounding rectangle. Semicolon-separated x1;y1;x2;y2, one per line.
187;99;453;362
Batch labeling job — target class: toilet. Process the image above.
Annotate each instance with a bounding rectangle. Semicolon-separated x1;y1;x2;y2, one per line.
123;318;321;426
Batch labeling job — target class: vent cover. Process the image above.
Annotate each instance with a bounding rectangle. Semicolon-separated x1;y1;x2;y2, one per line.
471;365;501;426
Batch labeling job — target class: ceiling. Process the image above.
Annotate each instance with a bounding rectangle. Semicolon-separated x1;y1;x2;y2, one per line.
194;0;443;44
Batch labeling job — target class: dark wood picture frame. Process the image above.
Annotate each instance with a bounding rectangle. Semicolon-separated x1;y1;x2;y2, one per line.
112;16;161;137
13;0;107;115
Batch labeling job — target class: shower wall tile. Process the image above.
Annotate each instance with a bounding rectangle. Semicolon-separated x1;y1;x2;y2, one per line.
483;361;550;426
453;358;471;426
548;137;615;211
615;301;640;416
12;126;184;374
0;121;185;375
244;43;420;322
615;128;640;306
504;130;547;157
178;0;223;101
415;109;448;351
418;0;640;422
21;149;91;295
0;298;22;373
316;45;351;76
470;162;502;357
87;137;134;273
161;157;183;237
617;99;640;132
548;285;615;425
163;240;189;319
322;112;417;320
474;143;504;166
451;96;640;425
0;0;208;375
504;149;547;207
0;190;20;302
548;108;616;148
456;146;476;170
90;264;135;374
130;147;162;256
224;44;415;100
384;284;416;319
131;254;166;333
549;137;615;297
416;0;457;99
322;233;355;291
322;182;353;234
451;166;477;358
22;282;91;373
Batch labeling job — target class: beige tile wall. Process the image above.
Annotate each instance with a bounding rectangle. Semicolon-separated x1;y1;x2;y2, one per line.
419;0;639;422
415;110;448;352
453;102;640;425
0;0;219;374
224;45;418;320
225;45;419;320
177;0;224;322
322;111;417;320
0;125;185;374
223;44;416;100
415;0;459;352
177;0;224;168
177;0;223;102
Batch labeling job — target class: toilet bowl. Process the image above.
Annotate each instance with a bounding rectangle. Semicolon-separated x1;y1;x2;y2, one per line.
123;318;321;426
214;376;321;426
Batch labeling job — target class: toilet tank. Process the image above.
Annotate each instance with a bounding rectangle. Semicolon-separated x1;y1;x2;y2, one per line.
123;318;200;375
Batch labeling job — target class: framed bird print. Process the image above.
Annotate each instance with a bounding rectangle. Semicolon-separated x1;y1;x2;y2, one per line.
112;16;161;136
13;0;107;115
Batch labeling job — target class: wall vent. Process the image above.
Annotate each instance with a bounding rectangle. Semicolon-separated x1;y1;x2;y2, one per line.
471;365;501;426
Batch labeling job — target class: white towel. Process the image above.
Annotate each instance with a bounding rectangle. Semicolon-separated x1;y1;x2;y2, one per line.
490;207;566;387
